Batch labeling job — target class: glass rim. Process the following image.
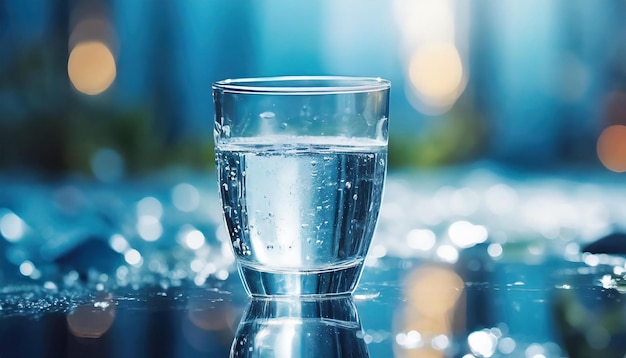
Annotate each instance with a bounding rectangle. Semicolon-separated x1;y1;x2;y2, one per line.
212;76;391;95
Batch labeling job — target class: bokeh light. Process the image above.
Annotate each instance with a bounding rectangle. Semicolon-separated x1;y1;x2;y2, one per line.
19;260;35;276
485;184;518;215
68;41;116;95
184;229;205;250
172;183;201;212
468;329;498;357
498;337;516;354
109;234;129;253
406;229;436;251
597;125;626;172
396;265;464;357
406;266;464;318
124;249;142;266
436;244;459;263
448;220;488;249
487;243;503;258
0;211;25;242
136;197;164;219
136;215;163;242
409;42;465;108
66;295;116;339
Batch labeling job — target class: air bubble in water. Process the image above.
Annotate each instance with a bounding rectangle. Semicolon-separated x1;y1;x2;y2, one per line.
300;105;312;117
259;111;276;120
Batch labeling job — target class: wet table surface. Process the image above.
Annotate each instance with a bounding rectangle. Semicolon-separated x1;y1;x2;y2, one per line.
1;254;625;358
1;166;626;357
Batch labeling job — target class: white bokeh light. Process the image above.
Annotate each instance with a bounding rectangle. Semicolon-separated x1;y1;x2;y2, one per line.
172;183;200;212
185;229;206;250
19;260;35;276
124;249;142;266
448;220;488;248
109;234;129;253
136;196;163;219
406;229;436;251
437;245;459;263
137;215;163;242
468;330;497;357
0;212;25;242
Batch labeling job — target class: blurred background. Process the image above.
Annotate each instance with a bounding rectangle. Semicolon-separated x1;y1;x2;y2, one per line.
2;0;626;178
5;1;626;357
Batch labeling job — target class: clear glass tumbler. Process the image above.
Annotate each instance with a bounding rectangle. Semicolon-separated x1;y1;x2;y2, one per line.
213;76;390;297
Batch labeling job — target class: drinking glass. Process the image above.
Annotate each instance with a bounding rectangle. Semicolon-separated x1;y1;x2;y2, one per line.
213;76;390;297
230;297;368;357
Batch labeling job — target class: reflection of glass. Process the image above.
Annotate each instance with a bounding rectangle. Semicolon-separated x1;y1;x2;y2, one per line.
230;297;369;357
213;76;390;297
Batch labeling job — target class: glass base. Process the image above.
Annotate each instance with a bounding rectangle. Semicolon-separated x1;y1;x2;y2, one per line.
237;260;364;297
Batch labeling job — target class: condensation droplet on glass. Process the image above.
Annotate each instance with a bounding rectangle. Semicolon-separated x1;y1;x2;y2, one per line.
280;122;288;129
222;183;229;192
345;182;352;189
353;194;358;200
316;206;323;211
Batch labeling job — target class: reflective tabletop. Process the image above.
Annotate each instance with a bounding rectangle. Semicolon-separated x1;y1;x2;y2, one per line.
1;167;625;358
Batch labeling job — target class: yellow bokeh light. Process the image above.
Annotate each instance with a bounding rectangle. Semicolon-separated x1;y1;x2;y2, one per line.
597;125;626;172
406;265;464;317
395;265;465;358
409;42;464;108
68;41;116;95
